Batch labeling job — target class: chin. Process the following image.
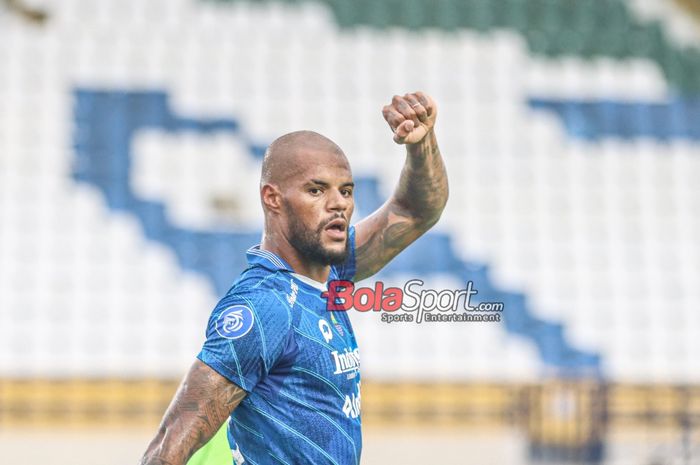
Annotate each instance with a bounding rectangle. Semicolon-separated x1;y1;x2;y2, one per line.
323;239;346;252
321;242;349;265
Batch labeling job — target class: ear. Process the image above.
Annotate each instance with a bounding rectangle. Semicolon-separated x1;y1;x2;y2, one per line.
261;184;283;213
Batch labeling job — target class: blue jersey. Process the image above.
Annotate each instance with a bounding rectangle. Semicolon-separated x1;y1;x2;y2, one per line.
198;227;361;465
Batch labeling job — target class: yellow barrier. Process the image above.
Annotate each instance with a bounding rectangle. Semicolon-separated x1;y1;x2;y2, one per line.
1;379;699;431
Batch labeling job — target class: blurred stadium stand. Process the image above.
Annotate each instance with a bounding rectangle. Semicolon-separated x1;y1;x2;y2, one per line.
1;0;700;463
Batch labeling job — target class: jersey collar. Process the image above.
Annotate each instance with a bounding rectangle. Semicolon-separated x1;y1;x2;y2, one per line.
246;245;294;272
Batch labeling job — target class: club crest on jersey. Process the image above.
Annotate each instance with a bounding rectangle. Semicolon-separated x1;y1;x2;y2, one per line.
216;305;254;340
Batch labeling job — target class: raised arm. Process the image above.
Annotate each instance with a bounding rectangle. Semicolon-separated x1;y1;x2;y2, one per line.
354;92;448;281
139;359;246;465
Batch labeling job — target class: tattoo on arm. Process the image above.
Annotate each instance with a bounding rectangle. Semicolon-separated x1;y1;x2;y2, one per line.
139;360;247;465
355;130;448;280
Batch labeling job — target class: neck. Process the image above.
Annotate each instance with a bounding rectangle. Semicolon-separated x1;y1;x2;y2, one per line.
261;234;331;283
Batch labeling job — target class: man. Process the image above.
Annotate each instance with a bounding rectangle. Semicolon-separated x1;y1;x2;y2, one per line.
139;91;448;465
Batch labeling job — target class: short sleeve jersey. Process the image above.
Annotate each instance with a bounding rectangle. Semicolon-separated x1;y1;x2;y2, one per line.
198;227;361;465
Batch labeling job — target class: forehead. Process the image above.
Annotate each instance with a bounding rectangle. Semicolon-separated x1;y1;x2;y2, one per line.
287;149;353;184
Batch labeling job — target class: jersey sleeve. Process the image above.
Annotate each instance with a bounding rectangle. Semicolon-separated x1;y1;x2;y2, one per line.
197;290;292;392
332;225;357;281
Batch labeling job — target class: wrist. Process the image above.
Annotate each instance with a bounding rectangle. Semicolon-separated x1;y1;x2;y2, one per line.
406;128;435;157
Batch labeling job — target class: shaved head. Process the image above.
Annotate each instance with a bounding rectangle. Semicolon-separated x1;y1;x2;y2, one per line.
259;130;354;268
261;130;347;187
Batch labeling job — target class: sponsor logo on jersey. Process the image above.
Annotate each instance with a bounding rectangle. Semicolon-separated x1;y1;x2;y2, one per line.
343;382;361;419
319;318;333;343
216;305;255;339
232;443;246;464
331;347;360;375
330;312;344;336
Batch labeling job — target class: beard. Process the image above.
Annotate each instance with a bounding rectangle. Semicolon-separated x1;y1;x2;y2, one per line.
285;205;349;266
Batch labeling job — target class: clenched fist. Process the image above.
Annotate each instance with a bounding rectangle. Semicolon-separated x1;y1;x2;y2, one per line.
382;92;437;145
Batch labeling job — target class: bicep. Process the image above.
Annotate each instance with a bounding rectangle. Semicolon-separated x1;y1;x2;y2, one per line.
354;198;425;281
140;359;246;465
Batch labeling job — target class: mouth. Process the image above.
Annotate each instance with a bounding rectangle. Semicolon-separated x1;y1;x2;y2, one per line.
323;218;347;241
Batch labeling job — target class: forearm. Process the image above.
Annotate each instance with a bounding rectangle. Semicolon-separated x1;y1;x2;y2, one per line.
354;91;447;280
140;412;213;465
139;361;246;465
392;129;448;227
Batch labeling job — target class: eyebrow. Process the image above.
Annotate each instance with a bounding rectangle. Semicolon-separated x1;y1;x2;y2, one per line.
308;179;354;188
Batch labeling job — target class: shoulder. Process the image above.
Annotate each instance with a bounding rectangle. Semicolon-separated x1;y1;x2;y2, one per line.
211;268;296;329
227;268;295;307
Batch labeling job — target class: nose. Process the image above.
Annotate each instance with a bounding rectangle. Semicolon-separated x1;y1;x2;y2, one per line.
327;188;352;214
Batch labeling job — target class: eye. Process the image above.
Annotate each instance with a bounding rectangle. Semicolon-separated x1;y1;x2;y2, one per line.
341;188;353;197
309;187;322;195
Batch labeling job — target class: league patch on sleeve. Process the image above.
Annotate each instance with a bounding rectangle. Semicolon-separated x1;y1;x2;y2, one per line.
215;305;255;340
